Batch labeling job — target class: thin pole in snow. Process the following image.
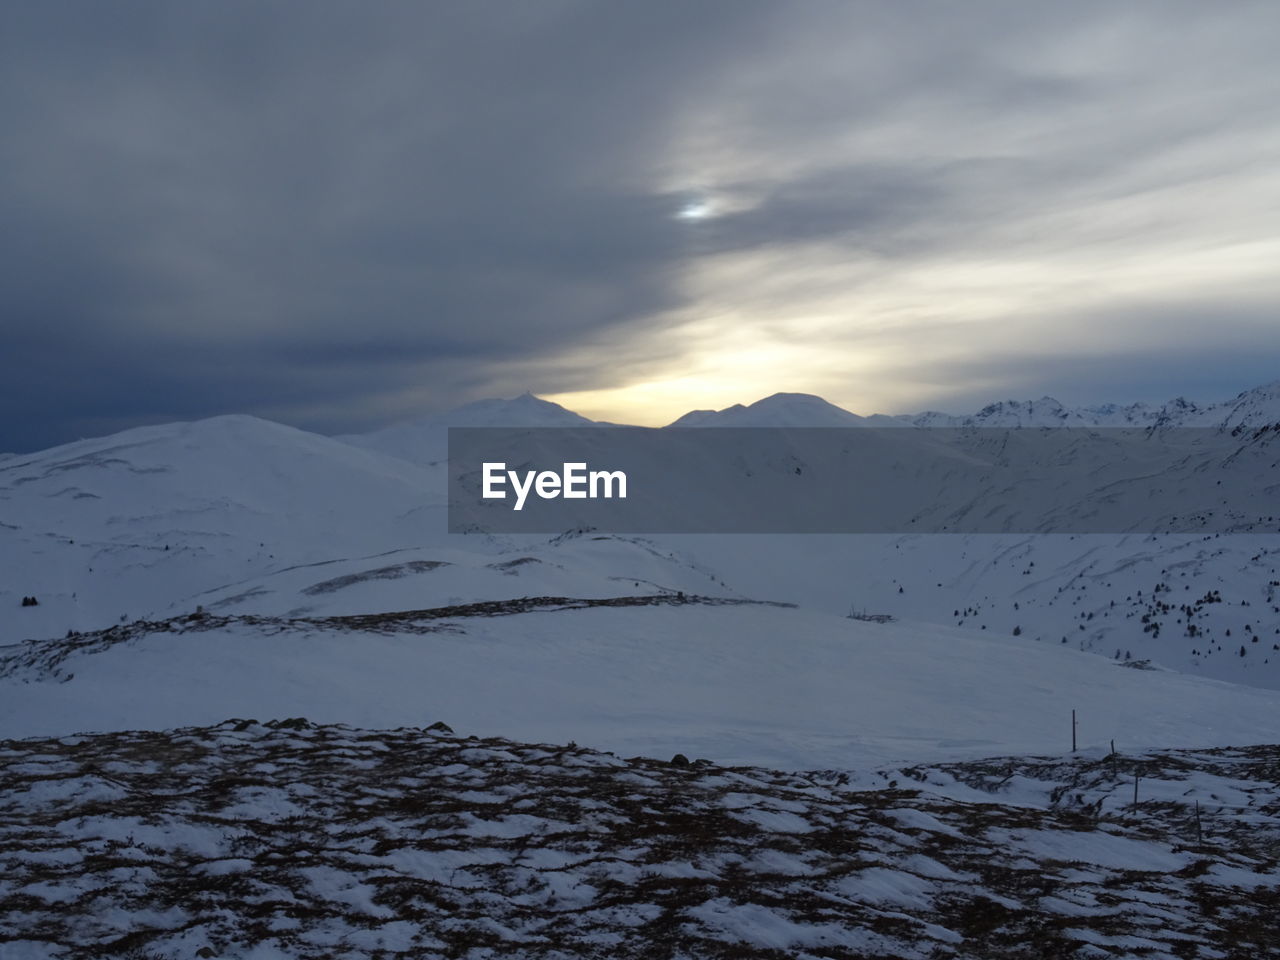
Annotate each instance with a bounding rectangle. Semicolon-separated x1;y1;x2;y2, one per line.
1071;709;1077;752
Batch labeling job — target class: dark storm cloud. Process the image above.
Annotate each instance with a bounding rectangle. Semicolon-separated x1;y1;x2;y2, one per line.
0;1;772;450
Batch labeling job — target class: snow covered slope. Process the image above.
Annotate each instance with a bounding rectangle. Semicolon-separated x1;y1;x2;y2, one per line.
176;533;738;620
340;392;598;465
5;599;1280;771
0;415;445;638
0;412;743;640
5;379;1280;699
672;531;1280;690
644;380;1280;689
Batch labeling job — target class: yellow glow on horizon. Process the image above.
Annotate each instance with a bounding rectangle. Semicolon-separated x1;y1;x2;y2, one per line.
542;379;747;426
541;338;889;425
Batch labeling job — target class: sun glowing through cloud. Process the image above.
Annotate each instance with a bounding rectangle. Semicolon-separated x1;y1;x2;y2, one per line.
675;200;716;221
675;197;715;221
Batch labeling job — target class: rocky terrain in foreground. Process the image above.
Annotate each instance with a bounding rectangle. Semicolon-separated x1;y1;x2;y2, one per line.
2;722;1277;959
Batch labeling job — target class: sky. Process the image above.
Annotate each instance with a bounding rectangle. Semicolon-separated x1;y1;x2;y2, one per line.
2;1;1279;451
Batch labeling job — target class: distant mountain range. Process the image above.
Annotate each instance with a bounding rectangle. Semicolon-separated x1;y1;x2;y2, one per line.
333;379;1280;466
3;377;1279;732
904;380;1280;430
371;379;1280;435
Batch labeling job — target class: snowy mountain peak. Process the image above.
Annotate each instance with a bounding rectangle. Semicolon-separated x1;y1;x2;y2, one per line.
0;412;321;470
667;393;865;427
903;380;1280;430
924;395;1093;428
1234;379;1280;399
441;393;596;428
338;393;596;464
668;404;748;427
1215;380;1280;430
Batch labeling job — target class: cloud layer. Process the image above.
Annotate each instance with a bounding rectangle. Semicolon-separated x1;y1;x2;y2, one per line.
2;2;1278;448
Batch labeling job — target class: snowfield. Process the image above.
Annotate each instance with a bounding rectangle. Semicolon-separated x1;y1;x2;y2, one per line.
4;597;1280;772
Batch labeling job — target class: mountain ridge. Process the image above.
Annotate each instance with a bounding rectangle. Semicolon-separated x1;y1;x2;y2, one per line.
350;378;1280;439
6;378;1280;703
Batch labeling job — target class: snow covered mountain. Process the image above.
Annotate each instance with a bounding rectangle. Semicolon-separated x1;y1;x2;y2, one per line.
340;392;598;465
333;378;1280;441
906;380;1280;429
5;379;1280;959
4;379;1280;695
641;382;1280;692
0;414;451;640
661;379;1280;430
4;377;1280;698
907;396;1161;428
0;414;737;643
1213;379;1280;429
668;392;894;427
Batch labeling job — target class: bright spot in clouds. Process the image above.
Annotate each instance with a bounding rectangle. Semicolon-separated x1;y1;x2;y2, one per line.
676;197;715;221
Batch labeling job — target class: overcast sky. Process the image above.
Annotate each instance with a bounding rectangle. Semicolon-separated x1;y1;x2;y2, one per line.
3;1;1279;451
